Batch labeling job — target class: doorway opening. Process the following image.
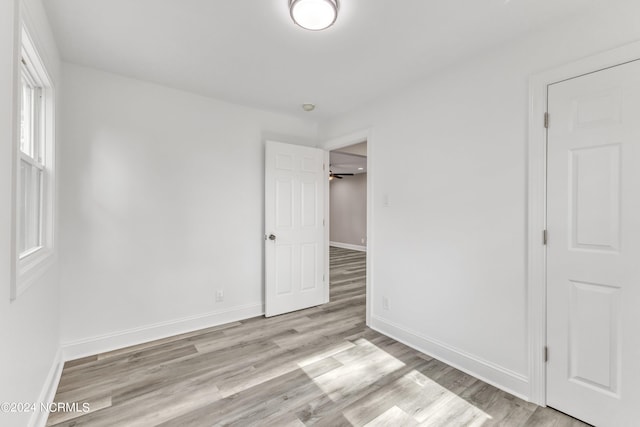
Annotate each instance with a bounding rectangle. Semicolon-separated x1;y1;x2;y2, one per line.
328;141;367;306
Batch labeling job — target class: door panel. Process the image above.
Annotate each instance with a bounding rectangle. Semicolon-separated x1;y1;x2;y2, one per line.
265;141;326;317
568;280;621;395
301;180;318;228
547;60;640;427
275;244;293;295
300;243;317;291
276;178;294;228
570;144;621;251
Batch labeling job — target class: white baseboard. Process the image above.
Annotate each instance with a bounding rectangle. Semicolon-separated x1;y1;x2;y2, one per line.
61;303;264;361
330;241;366;252
28;348;63;427
369;314;530;401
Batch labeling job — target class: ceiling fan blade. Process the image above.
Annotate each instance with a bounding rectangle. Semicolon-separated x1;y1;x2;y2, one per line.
334;173;354;176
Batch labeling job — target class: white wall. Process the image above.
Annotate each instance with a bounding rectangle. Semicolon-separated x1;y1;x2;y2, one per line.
0;1;61;426
320;5;640;399
330;173;367;248
59;64;319;357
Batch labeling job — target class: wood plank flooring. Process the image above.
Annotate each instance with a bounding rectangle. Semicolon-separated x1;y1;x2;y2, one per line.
48;247;588;426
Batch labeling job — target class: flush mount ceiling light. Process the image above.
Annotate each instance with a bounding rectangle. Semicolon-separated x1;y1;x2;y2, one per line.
302;103;316;112
289;0;339;31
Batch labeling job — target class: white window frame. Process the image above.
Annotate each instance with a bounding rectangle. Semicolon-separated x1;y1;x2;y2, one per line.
10;25;56;300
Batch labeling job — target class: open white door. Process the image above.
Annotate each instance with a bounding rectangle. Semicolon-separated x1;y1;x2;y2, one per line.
265;141;326;317
546;60;640;426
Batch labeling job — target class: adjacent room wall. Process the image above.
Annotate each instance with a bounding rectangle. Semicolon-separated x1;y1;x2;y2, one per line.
0;0;61;426
330;173;367;250
319;5;640;399
58;64;319;358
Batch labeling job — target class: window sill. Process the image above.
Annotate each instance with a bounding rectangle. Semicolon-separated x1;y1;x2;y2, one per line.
12;247;56;300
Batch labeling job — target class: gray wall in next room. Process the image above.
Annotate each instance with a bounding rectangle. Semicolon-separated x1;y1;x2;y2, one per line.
330;173;367;248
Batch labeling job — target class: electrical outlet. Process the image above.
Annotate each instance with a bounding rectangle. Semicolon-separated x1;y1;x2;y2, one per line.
382;296;389;310
361;237;365;244
216;289;224;302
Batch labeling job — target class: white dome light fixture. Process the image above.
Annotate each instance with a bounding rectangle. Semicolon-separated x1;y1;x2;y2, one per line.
289;0;339;31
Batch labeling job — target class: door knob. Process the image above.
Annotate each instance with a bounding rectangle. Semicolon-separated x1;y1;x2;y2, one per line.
268;234;277;241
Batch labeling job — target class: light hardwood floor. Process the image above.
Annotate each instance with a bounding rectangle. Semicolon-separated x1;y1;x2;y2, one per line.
48;247;588;426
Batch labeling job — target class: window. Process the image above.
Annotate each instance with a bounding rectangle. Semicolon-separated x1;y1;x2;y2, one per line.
12;26;55;299
19;56;45;257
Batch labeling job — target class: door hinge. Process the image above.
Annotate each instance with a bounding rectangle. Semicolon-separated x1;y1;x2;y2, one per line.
323;274;325;282
323;163;326;171
544;112;549;129
323;218;325;227
543;229;548;245
544;346;549;362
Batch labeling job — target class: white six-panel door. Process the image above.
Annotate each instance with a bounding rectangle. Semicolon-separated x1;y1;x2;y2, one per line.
546;60;640;426
265;141;326;317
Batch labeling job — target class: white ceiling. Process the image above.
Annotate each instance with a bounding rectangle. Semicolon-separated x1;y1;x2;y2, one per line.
330;151;366;175
44;0;608;120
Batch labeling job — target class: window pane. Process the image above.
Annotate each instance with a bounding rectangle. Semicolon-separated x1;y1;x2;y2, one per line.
19;159;42;255
20;76;34;157
19;161;27;253
33;167;42;248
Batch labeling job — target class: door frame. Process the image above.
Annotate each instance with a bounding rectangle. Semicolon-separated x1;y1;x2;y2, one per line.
528;41;640;405
321;128;373;325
